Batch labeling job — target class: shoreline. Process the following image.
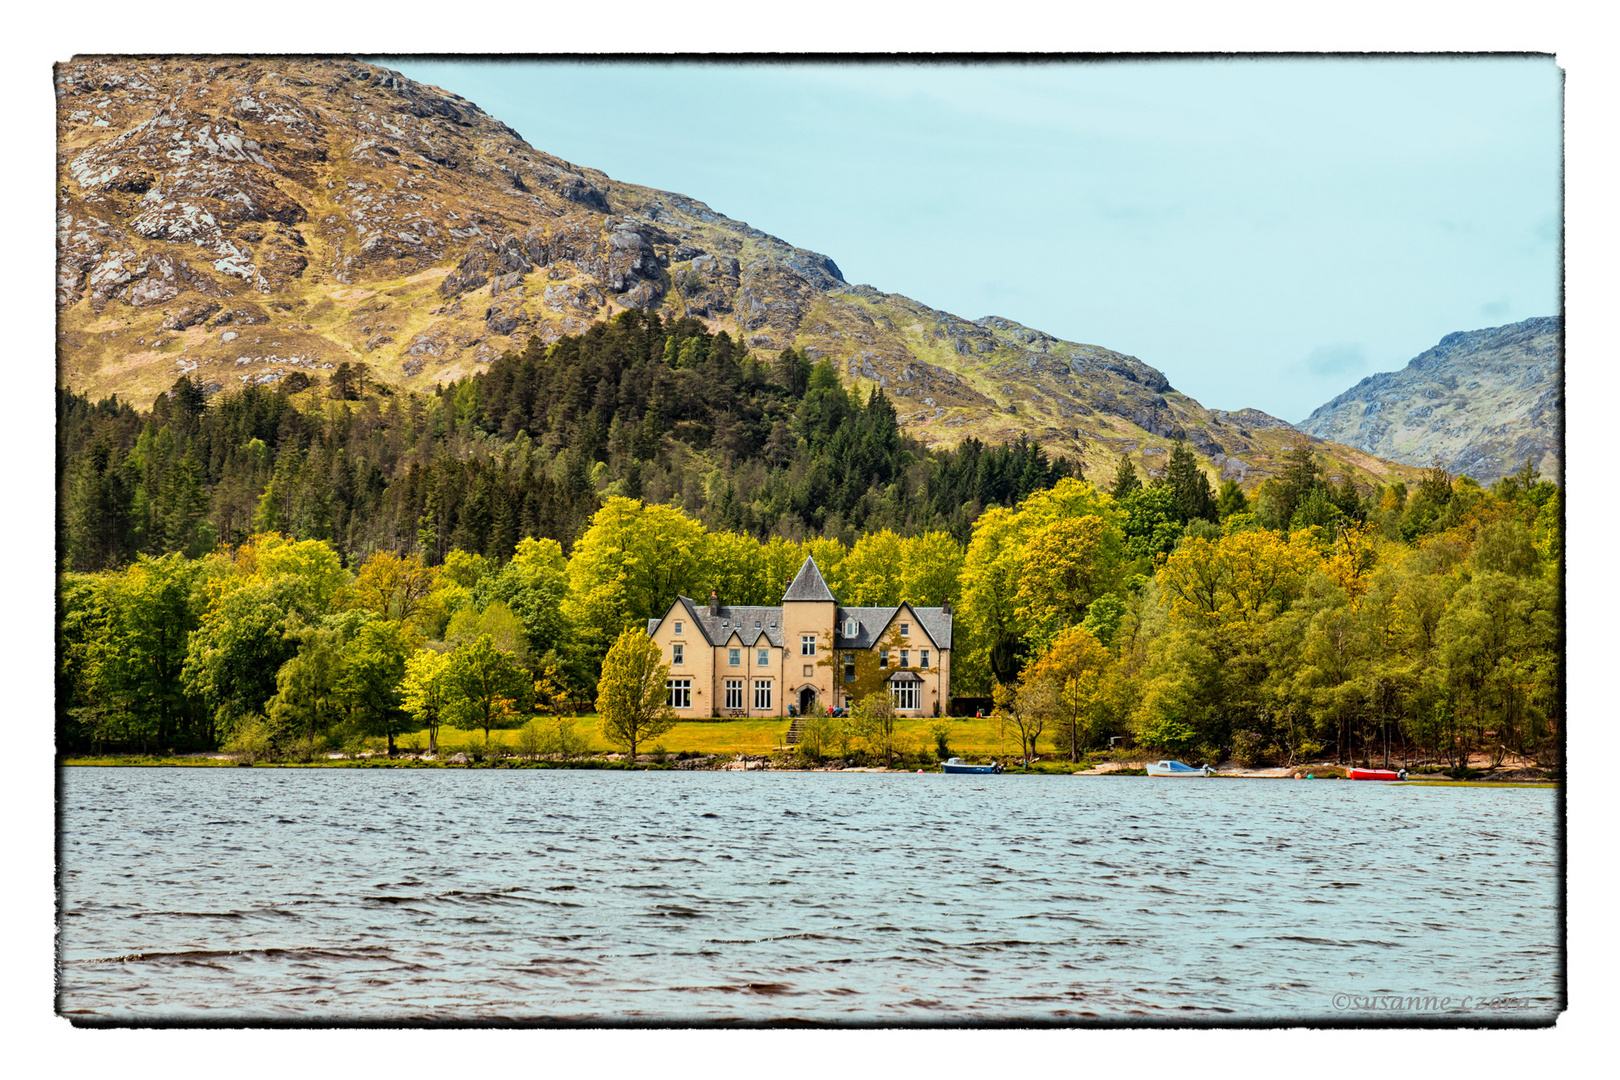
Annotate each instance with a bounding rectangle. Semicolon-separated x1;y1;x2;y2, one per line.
57;753;1561;785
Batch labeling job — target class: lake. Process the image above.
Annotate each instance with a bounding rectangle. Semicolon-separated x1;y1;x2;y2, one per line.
56;768;1562;1024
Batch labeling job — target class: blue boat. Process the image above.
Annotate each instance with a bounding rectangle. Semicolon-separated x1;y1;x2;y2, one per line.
1147;759;1215;777
941;757;1003;774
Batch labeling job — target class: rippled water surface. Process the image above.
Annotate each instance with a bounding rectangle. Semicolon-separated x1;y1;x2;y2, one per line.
58;769;1561;1023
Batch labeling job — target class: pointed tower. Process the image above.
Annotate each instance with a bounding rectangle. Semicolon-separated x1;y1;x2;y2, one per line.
780;556;836;716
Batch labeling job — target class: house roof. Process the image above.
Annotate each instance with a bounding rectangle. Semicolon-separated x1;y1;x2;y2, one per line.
674;597;788;648
650;589;952;651
781;556;836;602
834;605;953;650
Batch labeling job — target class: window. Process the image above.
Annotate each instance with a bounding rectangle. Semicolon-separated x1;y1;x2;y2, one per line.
844;617;858;638
754;680;773;710
843;652;855;682
668;679;691;709
757;648;769;667
880;649;889;668
891;684;918;710
672;643;684;665
754;621;761;628
728;648;741;666
900;649;910;668
801;634;816;656
900;622;910;637
921;649;930;669
725;679;744;710
674;621;683;634
803;665;814;677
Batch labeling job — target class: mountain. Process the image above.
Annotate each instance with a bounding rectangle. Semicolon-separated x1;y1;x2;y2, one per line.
56;55;1424;492
1297;317;1562;484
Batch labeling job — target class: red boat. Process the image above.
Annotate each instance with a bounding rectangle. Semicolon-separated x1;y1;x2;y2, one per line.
1347;767;1406;781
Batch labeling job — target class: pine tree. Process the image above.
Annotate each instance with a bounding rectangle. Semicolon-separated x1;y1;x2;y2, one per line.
1164;440;1216;524
1111;456;1142;500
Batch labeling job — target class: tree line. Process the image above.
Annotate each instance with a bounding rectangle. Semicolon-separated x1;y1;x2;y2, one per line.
59;309;1075;576
60;429;1559;773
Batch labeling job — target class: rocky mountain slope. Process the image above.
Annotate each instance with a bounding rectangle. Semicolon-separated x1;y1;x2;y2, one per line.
1297;317;1561;484
56;55;1425;492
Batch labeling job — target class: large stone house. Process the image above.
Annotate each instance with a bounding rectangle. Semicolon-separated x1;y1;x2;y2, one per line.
646;557;953;719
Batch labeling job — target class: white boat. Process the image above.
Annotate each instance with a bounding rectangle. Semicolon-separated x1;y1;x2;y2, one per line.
1146;760;1215;777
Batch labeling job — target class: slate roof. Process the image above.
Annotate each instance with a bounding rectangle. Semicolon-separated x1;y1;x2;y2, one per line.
781;556;836;602
672;597;787;648
833;605;953;650
649;572;953;651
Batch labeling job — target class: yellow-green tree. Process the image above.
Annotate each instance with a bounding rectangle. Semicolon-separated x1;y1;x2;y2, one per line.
899;531;965;607
1014;515;1122;654
349;550;439;628
1025;625;1113;762
700;530;766;605
840;529;905;605
402;648;452;756
958;478;1121;692
565;497;707;665
595;628;677;757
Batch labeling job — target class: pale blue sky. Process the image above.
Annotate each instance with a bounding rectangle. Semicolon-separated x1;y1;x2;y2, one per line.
377;57;1561;422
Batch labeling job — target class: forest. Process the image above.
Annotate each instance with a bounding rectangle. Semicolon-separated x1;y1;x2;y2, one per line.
59;308;1072;572
57;312;1562;771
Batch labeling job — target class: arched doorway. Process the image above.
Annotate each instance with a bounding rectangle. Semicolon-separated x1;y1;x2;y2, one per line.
798;686;817;715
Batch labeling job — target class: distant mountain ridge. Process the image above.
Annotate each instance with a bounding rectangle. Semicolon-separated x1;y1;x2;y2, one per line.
55;55;1427;492
1297;317;1561;484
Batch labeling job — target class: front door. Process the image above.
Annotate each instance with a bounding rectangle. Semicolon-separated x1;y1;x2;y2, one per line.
799;686;816;715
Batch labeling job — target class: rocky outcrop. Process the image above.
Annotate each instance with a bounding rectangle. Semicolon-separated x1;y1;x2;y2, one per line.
1298;317;1562;483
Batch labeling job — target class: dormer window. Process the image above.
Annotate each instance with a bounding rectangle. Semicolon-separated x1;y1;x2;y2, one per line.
755;621;761;628
844;618;858;638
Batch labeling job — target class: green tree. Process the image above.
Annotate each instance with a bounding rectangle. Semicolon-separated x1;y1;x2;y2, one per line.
1215;479;1249;520
341;619;414;755
1110;456;1143;500
445;634;531;743
1163;439;1216;524
595;627;676;757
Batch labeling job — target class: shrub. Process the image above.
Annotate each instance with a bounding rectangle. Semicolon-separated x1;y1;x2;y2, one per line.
1232;730;1269;768
516;717;546;759
223;714;275;764
929;721;952;762
795;713;836;764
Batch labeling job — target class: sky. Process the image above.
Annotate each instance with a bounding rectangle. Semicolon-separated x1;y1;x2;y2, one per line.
376;57;1561;422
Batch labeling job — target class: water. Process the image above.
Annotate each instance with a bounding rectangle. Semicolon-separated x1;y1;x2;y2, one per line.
57;769;1562;1024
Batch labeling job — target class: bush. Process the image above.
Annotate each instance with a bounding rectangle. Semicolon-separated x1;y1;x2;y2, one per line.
222;714;275;764
516;717;546;759
1232;730;1269;768
795;714;836;764
929;721;952;762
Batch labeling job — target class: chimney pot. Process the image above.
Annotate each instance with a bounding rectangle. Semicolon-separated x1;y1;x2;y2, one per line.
942;596;952;615
709;588;719;616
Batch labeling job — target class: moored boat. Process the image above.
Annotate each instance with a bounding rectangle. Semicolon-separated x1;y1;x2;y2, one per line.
1347;767;1407;781
941;758;1003;774
1146;760;1215;777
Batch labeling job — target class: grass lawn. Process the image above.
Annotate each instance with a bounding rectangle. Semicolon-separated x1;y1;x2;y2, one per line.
400;713;1030;761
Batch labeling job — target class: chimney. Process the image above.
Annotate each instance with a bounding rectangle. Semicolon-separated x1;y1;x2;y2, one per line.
942;596;952;615
709;589;720;616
